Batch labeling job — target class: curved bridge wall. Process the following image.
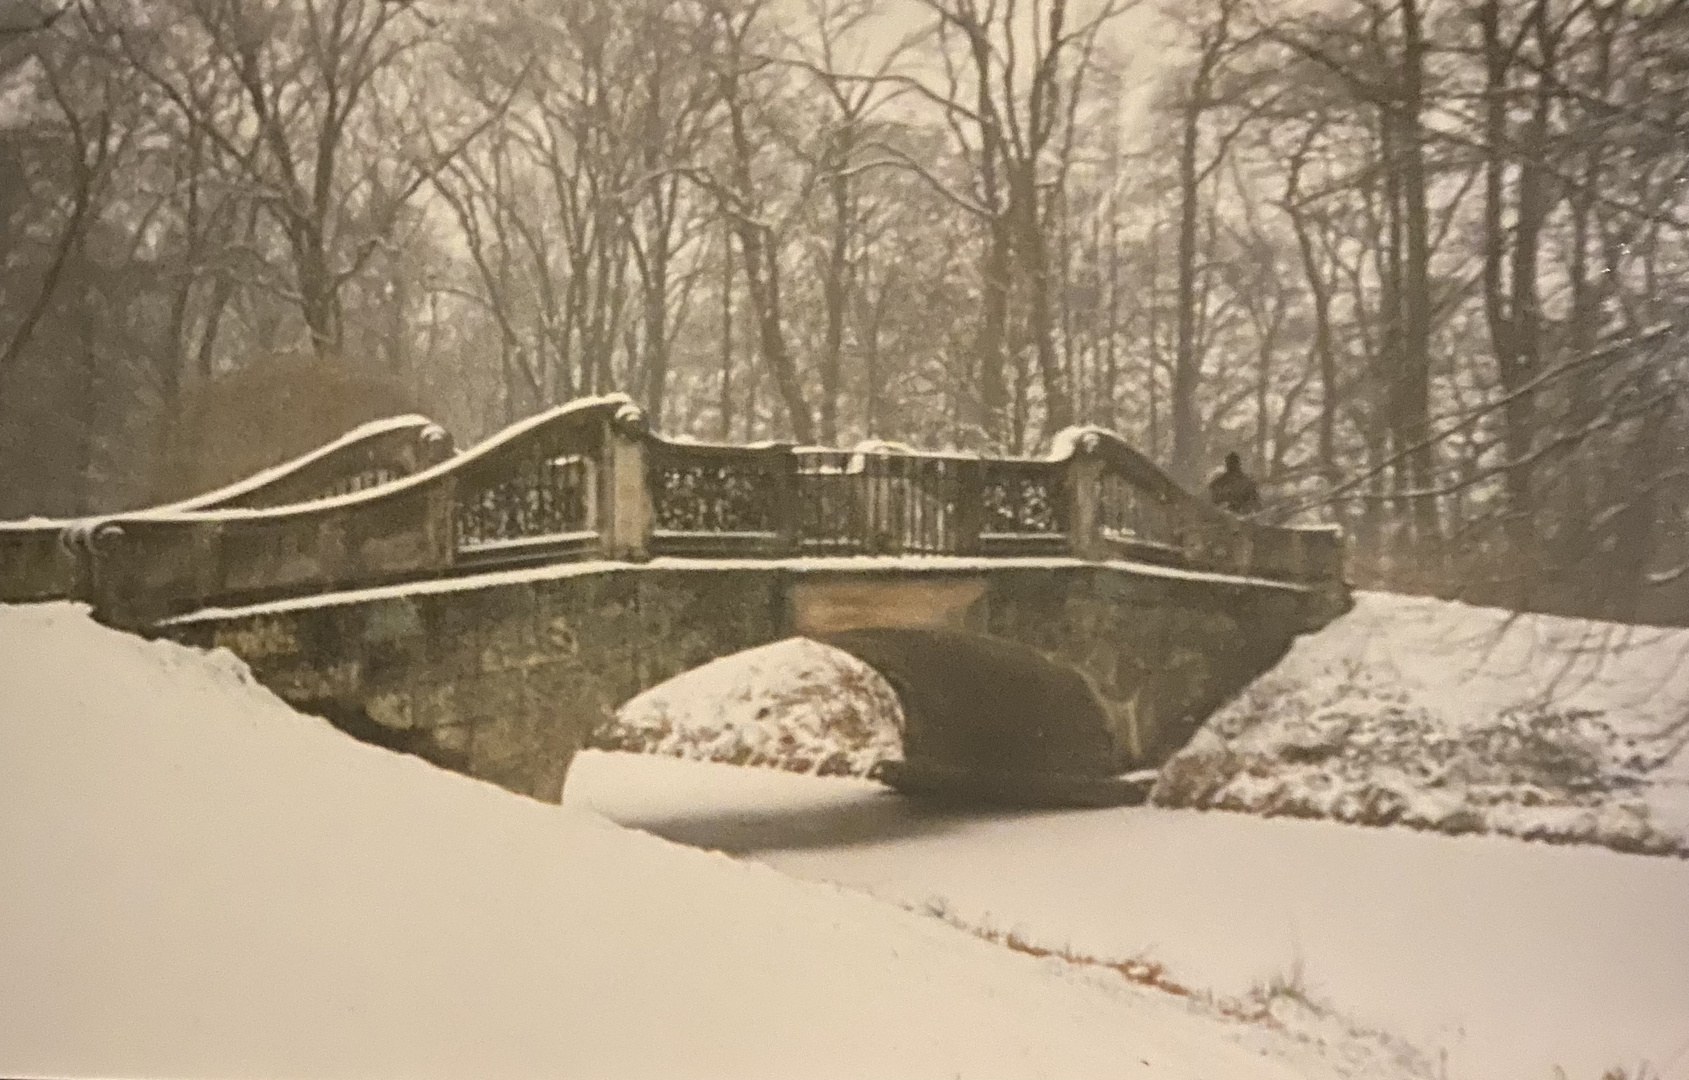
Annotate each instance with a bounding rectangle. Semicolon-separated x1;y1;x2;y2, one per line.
0;415;452;605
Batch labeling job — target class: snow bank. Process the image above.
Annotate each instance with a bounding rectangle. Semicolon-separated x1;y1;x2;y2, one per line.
3;602;1372;1080
1155;591;1689;855
571;750;1689;1080
597;637;903;776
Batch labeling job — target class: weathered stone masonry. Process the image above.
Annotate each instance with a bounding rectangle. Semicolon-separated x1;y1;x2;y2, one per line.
166;560;1325;803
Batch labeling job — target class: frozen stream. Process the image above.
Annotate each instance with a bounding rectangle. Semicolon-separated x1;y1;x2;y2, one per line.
568;750;1689;1080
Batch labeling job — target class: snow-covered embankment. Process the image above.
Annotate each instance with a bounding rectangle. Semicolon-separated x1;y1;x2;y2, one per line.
1154;592;1689;855
1;602;1406;1080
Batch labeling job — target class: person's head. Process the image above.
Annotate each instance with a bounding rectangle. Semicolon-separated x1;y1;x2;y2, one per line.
1224;451;1242;472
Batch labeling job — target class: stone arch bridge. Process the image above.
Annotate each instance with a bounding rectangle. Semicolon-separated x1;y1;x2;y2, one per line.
3;395;1349;805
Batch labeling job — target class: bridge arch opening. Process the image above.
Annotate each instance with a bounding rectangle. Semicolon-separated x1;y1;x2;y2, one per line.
587;627;1142;808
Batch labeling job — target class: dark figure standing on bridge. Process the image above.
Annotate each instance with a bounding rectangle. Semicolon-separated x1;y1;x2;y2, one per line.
1208;452;1262;516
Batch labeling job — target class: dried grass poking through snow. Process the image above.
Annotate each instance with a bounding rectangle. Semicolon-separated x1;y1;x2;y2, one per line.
907;897;1441;1080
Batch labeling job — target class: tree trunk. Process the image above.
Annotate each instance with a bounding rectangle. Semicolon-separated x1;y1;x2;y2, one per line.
0;125;101;383
1170;72;1205;487
968;21;1009;451
1282;136;1339;492
1480;0;1557;580
820;141;850;445
978;207;1012;449
733;218;813;444
642;191;673;429
1558;2;1617;562
1146;220;1163;459
723;75;812;444
863;274;887;440
1395;0;1438;549
719;218;734;441
294;221;341;360
1013;164;1072;440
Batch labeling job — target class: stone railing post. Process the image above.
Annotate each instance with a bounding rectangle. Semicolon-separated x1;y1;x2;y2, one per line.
424;473;459;571
598;403;652;561
1305;527;1346;585
953;457;985;556
84;523;147;630
770;444;800;556
1066;434;1108;562
418;423;455;469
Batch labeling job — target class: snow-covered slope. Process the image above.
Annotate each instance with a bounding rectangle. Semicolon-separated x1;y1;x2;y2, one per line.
601;636;903;776
1;602;1415;1080
1155;591;1689;854
570;751;1689;1080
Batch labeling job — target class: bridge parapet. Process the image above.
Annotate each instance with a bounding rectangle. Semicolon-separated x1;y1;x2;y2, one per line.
644;441;1073;560
77;395;636;624
0;414;453;604
78;395;1344;626
177;413;454;510
642;425;1338;584
1058;427;1343;586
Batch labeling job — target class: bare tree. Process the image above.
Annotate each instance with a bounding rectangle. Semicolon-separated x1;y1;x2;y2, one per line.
84;0;499;359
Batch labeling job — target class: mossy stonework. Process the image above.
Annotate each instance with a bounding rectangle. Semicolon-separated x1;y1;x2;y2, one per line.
165;562;1330;803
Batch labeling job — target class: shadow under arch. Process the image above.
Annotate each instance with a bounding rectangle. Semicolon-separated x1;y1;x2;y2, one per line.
817;628;1155;807
595;626;1150;809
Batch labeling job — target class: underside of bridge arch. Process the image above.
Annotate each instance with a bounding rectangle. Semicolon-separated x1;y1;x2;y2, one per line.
595;626;1136;806
813;628;1134;804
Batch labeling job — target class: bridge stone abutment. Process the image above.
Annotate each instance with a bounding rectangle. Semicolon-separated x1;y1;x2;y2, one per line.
164;561;1327;805
969;566;1316;768
170;567;788;803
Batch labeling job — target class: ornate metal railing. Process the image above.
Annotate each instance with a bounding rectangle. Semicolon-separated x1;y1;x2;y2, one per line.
180;414;454;511
67;394;1344;626
979;458;1069;555
794;448;971;556
636;425;1337;581
321;467;402;498
451;417;600;565
1097;471;1179;560
0;415;453;604
646;440;789;557
72;395;640;624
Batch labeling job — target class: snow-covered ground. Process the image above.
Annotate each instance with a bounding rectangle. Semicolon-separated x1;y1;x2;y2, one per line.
583;589;1689;1077
602;590;1689;857
2;602;1434;1080
1154;592;1689;855
601;636;902;776
9;591;1688;1080
570;751;1689;1080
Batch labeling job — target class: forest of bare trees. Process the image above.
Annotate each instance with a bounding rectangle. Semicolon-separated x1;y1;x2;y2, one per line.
0;0;1684;624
